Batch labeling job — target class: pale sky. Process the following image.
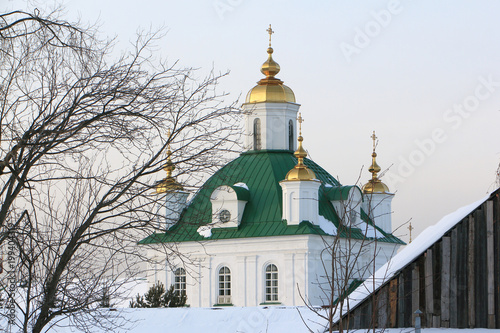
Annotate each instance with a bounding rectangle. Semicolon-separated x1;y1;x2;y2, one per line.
5;0;500;243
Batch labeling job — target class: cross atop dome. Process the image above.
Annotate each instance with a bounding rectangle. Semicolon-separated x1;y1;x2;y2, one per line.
371;131;377;152
267;24;274;48
297;112;304;136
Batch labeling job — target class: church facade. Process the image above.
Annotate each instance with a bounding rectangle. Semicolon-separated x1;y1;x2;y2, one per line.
139;27;404;307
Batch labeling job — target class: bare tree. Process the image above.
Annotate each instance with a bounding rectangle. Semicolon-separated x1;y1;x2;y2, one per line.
0;9;239;333
298;175;402;333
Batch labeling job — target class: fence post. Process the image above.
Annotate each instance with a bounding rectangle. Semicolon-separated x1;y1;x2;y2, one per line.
415;309;423;333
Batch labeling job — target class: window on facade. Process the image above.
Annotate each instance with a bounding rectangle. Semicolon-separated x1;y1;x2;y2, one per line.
174;268;186;296
265;264;278;302
218;266;231;304
253;118;262;150
288;120;294;151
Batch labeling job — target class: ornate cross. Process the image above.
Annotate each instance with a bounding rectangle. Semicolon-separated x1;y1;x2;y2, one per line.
371;130;377;152
408;222;414;243
297;112;304;136
267;24;274;47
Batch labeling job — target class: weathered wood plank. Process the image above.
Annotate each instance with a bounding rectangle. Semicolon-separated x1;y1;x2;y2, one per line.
404;267;413;327
418;257;426;326
388;278;398;328
433;241;442;327
398;273;405;328
457;220;468;328
425;248;434;326
450;228;458;327
441;236;451;327
487;200;495;328
377;286;388;328
353;306;361;329
494;193;500;328
412;263;420;315
468;214;475;327
475;208;487;327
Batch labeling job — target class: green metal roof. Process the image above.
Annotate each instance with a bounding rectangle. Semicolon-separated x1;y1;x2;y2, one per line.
325;185;362;201
139;150;403;245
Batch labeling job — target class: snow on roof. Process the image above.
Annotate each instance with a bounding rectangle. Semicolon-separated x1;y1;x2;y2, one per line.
233;182;249;190
333;192;491;322
197;225;212;238
318;214;337;235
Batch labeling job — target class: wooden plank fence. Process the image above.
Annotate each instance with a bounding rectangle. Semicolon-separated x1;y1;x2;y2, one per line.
336;190;500;329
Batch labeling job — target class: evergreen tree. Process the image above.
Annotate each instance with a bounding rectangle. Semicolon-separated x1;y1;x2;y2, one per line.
130;282;186;308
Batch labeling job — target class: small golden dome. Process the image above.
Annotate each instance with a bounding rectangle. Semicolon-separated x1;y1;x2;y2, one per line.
284;114;316;181
246;83;296;103
362;131;390;194
261;47;280;77
362;177;390;194
245;25;296;104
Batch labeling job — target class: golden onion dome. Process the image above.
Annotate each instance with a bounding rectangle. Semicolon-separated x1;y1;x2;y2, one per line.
362;131;390;194
245;26;296;104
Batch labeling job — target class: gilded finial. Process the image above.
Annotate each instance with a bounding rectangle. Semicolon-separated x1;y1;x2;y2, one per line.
164;130;174;177
260;25;280;79
267;24;274;48
284;112;316;181
371;130;377;153
368;131;381;180
362;131;390;194
297;112;303;137
408;222;414;243
156;130;183;193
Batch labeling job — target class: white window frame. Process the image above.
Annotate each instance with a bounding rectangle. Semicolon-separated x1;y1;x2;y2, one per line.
217;266;231;304
174;267;186;296
264;264;279;302
253;118;262;150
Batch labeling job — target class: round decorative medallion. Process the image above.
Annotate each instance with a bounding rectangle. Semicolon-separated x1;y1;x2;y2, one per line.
219;209;231;223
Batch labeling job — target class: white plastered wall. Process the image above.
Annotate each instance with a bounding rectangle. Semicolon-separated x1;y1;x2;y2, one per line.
242;102;300;151
280;180;321;225
145;235;401;308
362;192;394;233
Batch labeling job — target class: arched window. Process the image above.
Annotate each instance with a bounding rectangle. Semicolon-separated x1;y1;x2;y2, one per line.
174;268;186;296
288;120;294;151
218;266;231;304
253;118;262;150
265;264;278;302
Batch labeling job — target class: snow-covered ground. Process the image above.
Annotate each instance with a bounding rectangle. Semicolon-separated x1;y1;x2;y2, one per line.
45;308;500;333
47;306;329;333
362;327;500;333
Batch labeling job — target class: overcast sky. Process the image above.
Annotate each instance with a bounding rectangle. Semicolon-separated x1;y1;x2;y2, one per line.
5;0;500;243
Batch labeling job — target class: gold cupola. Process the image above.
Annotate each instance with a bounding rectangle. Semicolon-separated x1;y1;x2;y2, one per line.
284;113;316;181
245;25;296;104
362;131;390;194
156;139;184;194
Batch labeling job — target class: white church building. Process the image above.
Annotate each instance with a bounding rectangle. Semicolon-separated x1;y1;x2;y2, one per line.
139;27;403;307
